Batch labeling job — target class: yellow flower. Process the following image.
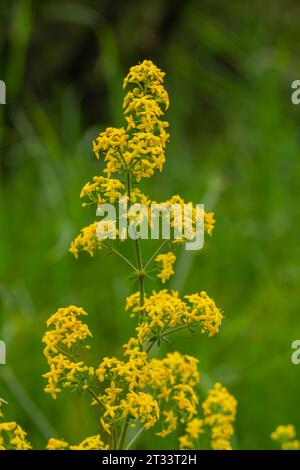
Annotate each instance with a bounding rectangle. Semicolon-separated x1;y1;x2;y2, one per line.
100;418;111;436
125;114;136;130
46;438;69;450
0;421;31;450
69;222;103;258
46;435;108;451
173;384;198;419
149;195;216;242
92;60;170;182
271;425;300;450
184;291;224;337
156;410;177;438
155;252;176;283
202;383;237;450
179;434;193;450
70;435;108;450
120;391;160;430
204;211;216;236
80;176;125;205
92;127;128;166
271;424;296;442
42;306;92;399
282;440;300;450
186;418;204;440
126;289;223;345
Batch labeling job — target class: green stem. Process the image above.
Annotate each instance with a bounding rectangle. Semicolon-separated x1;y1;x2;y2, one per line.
86;387;105;412
135;238;145;309
163;322;199;337
126;172;131;202
144;239;169;270
146;321;170;354
125;427;145;450
112;428;118;450
117;419;129;450
146;322;199;354
126;171;145;318
105;242;136;270
146;339;156;354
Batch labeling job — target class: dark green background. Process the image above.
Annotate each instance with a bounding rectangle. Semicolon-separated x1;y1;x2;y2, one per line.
1;0;300;450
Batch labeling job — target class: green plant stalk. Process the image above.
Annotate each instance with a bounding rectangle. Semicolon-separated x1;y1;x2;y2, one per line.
135;238;145;311
104;241;136;270
146;322;199;354
126;171;145;313
125;427;145;450
144;239;169;270
86;387;105;412
117;171;146;449
117;418;129;450
112;428;118;450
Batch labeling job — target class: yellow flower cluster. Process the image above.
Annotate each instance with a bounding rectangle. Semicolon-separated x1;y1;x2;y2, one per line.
92;60;169;182
155;251;176;283
126;289;223;345
121;392;160;430
123;60;169;106
0;404;31;450
150;352;200;430
80;176;125;206
204;211;216;236
95;338;201;438
202;382;237;450
179;418;204;449
184;291;224;337
46;435;108;450
153;195;215;242
46;438;69;450
136;193;216;243
42;306;94;399
271;425;300;450
69;189;215;258
156;410;177;438
0;422;32;450
95;343;159;433
70;435;108;450
69;222;103;258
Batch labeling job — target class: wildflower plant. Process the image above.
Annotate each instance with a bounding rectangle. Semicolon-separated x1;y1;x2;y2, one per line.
1;60;238;451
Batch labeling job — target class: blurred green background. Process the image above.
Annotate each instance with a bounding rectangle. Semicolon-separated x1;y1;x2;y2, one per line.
1;0;300;450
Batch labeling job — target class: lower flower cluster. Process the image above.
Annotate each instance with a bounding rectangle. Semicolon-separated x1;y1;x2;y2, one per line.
38;305;236;450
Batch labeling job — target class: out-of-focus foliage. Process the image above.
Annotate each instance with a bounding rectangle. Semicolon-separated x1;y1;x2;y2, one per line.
0;0;300;449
